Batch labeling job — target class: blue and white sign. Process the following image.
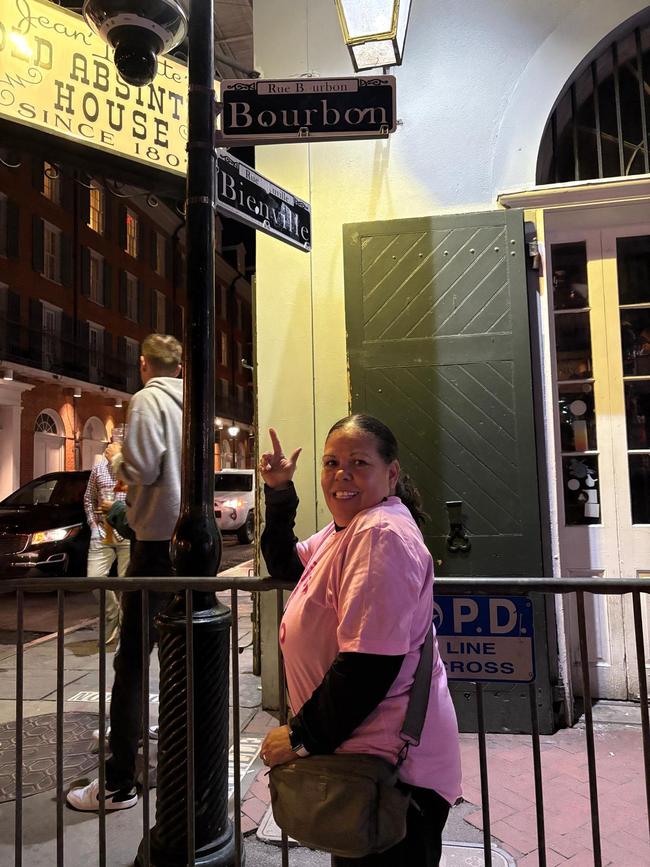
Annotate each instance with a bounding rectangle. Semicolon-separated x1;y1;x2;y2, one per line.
434;595;535;683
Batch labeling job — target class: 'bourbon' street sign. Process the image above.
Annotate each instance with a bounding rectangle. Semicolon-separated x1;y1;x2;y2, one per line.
218;76;396;145
215;150;311;252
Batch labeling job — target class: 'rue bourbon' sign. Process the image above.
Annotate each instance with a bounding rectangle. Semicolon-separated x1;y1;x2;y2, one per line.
218;76;396;145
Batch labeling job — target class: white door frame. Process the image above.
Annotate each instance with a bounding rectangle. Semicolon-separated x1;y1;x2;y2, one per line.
500;179;650;719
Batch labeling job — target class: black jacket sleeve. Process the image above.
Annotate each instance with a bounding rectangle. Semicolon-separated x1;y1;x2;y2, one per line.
289;652;405;755
260;483;304;584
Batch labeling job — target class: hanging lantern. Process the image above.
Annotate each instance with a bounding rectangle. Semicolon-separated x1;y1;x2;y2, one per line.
335;0;412;71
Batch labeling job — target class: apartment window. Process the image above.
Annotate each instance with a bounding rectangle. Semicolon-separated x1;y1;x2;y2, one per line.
0;194;6;257
236;384;244;405
88;323;104;383
125;273;138;321
220;378;229;398
43;222;61;283
219;285;227;318
235;298;242;330
43;163;61;204
88;183;104;235
42;302;62;369
154;289;165;333
89;251;104;305
125;337;140;392
125;208;138;257
220;331;228;365
155;232;166;276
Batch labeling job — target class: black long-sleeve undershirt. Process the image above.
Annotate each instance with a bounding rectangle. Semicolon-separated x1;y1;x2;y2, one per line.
261;483;405;754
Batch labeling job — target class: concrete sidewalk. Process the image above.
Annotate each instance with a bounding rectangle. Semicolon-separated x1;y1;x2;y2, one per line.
1;583;648;864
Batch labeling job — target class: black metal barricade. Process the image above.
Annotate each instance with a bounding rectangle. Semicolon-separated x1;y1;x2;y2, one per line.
5;575;650;867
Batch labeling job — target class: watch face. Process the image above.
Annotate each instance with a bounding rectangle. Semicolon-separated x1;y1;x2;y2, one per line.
289;728;302;751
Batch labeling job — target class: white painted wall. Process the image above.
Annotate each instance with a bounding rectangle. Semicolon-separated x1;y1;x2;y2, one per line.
254;0;650;536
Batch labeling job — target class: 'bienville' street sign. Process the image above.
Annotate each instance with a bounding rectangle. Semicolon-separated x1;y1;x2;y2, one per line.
434;595;535;683
218;76;396;145
215;150;311;252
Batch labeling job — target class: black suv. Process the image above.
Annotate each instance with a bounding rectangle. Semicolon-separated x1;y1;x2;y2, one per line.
0;471;91;580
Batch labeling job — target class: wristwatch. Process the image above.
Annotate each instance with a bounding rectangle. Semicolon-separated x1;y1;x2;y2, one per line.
289;725;310;758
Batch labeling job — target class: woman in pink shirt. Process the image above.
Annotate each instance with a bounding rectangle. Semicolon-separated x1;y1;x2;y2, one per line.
260;414;462;866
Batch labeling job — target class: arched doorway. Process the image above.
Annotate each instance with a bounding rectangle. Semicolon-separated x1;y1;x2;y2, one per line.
33;410;65;478
82;416;107;469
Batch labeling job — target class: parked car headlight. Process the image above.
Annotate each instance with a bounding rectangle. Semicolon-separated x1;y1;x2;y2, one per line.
30;525;81;546
220;498;244;510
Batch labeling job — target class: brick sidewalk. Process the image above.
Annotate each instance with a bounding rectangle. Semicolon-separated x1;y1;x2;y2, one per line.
238;719;650;866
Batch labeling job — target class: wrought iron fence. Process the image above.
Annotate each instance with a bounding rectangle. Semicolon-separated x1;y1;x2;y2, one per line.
3;575;650;867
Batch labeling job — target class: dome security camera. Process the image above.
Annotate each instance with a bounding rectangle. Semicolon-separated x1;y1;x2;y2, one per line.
83;0;188;87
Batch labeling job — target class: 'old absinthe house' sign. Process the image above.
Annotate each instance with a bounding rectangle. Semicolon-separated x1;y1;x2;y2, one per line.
0;0;189;175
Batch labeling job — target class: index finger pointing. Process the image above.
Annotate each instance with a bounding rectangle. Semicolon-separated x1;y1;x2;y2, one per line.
269;428;283;458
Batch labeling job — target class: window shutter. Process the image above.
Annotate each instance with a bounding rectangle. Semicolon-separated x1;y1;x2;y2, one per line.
150;230;157;270
78;320;89;380
118;205;127;249
80;185;91;225
60;235;73;287
138;280;144;323
7;290;20;325
103;261;112;308
165;240;173;281
165;297;173;334
104;189;113;240
32;217;44;273
6;200;19;258
174;303;184;340
31;157;43;192
138;219;145;261
7;290;21;356
28;298;42;366
116;336;127;389
61;313;74;361
81;247;90;296
104;330;113;371
119;271;127;314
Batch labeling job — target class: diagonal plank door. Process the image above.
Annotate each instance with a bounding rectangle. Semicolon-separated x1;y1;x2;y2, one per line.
344;210;544;578
344;210;556;732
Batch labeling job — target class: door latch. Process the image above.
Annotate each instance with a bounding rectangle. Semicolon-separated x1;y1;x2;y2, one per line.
445;500;471;553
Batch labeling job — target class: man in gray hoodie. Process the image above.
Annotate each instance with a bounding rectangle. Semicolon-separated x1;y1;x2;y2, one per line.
68;333;183;812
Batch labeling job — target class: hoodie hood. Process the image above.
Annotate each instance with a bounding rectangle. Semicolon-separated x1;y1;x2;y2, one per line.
144;376;184;409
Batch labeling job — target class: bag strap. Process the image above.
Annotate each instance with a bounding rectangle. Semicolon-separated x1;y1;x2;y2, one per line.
397;625;434;755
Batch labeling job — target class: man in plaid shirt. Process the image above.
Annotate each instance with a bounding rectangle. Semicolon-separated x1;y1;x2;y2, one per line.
83;454;129;644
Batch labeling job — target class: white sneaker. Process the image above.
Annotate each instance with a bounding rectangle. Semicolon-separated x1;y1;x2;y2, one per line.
66;779;137;811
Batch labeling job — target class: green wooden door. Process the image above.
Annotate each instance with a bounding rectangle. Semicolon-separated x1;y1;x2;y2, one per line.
343;209;556;732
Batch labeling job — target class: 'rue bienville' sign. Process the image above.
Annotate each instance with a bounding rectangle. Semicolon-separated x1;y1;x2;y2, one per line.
218;76;396;145
215;150;311;252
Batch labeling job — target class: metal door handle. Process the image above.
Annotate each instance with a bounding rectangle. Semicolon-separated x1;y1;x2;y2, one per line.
445;500;471;553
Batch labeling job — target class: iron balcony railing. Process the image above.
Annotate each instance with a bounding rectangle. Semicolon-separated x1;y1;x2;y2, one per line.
3;575;650;867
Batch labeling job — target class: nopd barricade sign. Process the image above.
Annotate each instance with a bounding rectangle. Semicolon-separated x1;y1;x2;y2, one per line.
434;595;535;683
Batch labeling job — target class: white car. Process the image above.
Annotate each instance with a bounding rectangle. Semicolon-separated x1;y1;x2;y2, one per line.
214;469;255;544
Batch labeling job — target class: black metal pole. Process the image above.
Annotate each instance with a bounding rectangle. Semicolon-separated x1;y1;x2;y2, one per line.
136;0;236;863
